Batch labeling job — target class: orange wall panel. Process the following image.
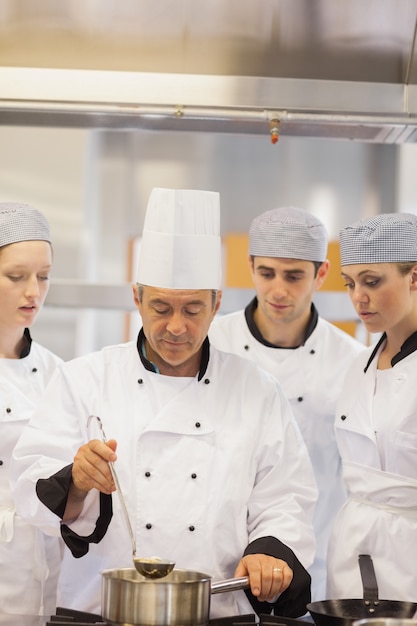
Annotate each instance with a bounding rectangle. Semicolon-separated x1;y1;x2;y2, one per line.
323;241;345;291
223;233;252;288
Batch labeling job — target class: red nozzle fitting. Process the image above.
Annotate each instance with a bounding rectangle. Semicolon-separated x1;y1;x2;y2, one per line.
269;118;280;144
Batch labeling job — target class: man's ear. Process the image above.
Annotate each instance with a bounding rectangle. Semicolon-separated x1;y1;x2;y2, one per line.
315;259;330;290
132;284;141;310
214;290;223;315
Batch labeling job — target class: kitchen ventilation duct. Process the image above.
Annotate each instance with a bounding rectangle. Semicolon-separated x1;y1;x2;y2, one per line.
1;67;417;143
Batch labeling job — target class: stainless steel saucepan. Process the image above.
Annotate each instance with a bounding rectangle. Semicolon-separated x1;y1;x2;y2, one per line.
101;568;249;626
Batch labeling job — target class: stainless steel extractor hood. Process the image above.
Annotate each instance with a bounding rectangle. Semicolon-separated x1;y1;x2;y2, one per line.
1;0;417;143
2;66;417;143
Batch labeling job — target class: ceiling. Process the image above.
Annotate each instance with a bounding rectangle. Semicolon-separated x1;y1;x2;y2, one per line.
1;0;417;142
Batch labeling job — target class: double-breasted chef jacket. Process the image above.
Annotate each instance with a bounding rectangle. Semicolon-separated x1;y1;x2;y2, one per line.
209;301;364;602
11;330;317;618
327;331;417;601
0;330;63;615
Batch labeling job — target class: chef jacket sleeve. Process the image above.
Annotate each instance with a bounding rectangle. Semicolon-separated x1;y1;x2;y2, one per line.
243;536;311;618
36;464;113;558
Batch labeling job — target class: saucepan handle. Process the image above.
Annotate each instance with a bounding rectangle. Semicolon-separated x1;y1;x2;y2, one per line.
211;576;250;595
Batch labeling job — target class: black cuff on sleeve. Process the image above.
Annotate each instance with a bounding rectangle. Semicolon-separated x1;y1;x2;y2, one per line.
60;492;113;557
36;464;74;519
243;536;311;618
36;464;113;558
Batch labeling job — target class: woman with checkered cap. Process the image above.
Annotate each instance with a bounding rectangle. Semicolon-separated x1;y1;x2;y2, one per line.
326;212;417;602
0;203;63;615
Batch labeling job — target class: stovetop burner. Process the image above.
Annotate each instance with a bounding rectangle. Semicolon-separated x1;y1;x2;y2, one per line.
45;607;310;626
47;607;105;625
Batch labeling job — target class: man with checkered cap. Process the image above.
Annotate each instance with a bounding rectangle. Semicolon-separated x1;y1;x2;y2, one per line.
210;206;364;602
326;212;417;602
0;202;63;615
11;189;317;618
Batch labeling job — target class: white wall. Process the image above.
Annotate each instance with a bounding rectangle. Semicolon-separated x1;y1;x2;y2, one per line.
0;123;411;359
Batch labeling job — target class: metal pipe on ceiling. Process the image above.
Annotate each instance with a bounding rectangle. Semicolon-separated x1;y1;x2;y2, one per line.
1;68;417;142
1;99;417;126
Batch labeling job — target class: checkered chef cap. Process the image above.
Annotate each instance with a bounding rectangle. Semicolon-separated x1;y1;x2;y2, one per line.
339;212;417;266
0;202;51;248
249;206;328;262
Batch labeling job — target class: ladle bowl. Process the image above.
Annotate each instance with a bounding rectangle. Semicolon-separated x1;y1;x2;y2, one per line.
134;557;175;579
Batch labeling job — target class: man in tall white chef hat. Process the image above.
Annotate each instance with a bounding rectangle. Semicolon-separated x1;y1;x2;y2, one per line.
210;206;364;601
11;189;317;618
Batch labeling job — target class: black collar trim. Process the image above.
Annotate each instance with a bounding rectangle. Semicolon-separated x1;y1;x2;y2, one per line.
364;330;417;373
137;328;210;381
137;328;158;373
20;328;32;358
244;297;318;348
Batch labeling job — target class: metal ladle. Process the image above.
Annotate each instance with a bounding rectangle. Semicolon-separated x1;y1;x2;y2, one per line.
89;415;175;579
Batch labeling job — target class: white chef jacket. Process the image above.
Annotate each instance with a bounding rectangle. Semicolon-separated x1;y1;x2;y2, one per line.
209;302;364;601
0;337;63;615
11;337;317;617
326;334;417;602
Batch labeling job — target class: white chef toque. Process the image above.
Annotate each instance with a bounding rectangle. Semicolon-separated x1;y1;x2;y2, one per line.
0;202;50;248
249;206;328;262
137;188;222;289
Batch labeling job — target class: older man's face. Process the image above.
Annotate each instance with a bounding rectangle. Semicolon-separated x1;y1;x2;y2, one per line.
134;285;222;377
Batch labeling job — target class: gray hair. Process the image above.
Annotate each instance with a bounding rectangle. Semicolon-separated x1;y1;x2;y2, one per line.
136;284;219;310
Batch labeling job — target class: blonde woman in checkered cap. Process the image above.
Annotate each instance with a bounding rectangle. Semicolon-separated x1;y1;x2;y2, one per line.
210;206;364;602
0;203;63;615
326;212;417;603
